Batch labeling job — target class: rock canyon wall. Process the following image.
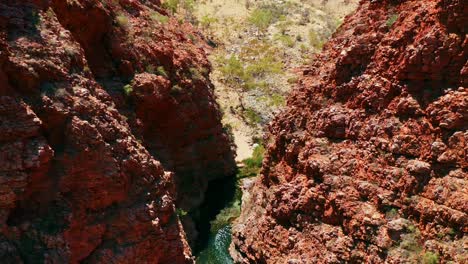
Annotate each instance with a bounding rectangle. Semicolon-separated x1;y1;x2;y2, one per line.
0;0;235;263
232;0;467;263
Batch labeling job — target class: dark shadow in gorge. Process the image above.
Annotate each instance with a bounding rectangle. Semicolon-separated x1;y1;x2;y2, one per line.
192;172;238;255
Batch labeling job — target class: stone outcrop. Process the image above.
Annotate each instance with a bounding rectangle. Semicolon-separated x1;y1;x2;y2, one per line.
0;0;234;263
232;0;467;263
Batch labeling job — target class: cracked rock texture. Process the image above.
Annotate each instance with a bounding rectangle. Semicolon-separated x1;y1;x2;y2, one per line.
232;0;467;263
0;0;234;263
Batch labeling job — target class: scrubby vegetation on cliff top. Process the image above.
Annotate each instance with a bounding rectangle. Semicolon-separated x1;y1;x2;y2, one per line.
163;0;358;161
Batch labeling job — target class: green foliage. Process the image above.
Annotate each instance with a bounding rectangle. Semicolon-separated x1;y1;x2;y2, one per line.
400;225;422;254
150;11;169;24
180;0;195;12
385;208;399;219
248;8;274;30
123;84;133;96
220;55;245;85
156;66;168;78
200;14;218;28
162;0;179;14
45;8;55;19
309;30;324;50
245;54;283;77
423;252;439;264
238;144;265;179
386;13;399;28
146;64;155;74
210;200;241;232
268;93;285;107
189;67;203;81
244;108;261;126
176;208;188;217
274;33;295;48
170;84;183;96
116;13;130;29
287;77;299;84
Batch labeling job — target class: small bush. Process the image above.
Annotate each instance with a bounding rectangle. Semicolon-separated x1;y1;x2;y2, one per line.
150;11;169;24
245;54;283;77
200;14;218;28
385;208;399;219
189;67;203;81
176;208;188;217
248;8;274;30
386;13;398;28
287;77;299;84
220;55;245;85
163;0;179;14
116;13;130;29
274;34;295;48
156;66;168;78
238;144;265;179
244;108;261;125
123;84;133;96
309;30;324;50
146;64;155;74
423;252;439;264
269;93;285;107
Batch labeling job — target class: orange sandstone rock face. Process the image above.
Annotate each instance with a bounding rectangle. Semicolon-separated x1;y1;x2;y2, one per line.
0;0;234;263
232;0;467;263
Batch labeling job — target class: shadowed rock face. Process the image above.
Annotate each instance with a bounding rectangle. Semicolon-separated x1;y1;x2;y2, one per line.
232;0;467;263
0;0;235;263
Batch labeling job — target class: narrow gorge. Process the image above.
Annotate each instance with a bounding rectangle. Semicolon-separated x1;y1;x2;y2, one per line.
0;0;466;264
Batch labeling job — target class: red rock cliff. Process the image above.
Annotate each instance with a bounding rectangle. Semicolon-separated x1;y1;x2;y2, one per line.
232;0;467;263
0;0;234;263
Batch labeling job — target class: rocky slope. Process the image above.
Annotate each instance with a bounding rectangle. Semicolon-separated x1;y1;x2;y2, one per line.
232;0;467;263
0;0;235;263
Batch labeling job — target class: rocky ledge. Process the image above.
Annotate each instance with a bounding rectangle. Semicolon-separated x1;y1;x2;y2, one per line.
232;0;467;263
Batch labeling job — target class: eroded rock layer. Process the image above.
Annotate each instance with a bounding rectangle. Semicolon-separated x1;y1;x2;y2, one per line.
232;0;467;263
0;0;234;263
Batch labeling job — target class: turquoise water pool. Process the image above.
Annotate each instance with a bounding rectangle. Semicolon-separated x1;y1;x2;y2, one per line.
196;225;234;264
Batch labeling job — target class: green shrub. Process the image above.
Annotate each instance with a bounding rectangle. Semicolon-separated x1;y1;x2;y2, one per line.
238;144;265;179
150;11;169;24
244;108;261;126
385;208;399;219
423;252;439;264
176;208;188;217
146;64;155;74
274;33;295;48
116;13;130;29
269;93;285;107
245;54;283;77
156;66;168;78
248;8;274;30
220;55;245;85
123;84;133;96
189;67;203;81
309;30;324;50
162;0;179;14
200;14;218;28
386;13;398;28
287;77;299;84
